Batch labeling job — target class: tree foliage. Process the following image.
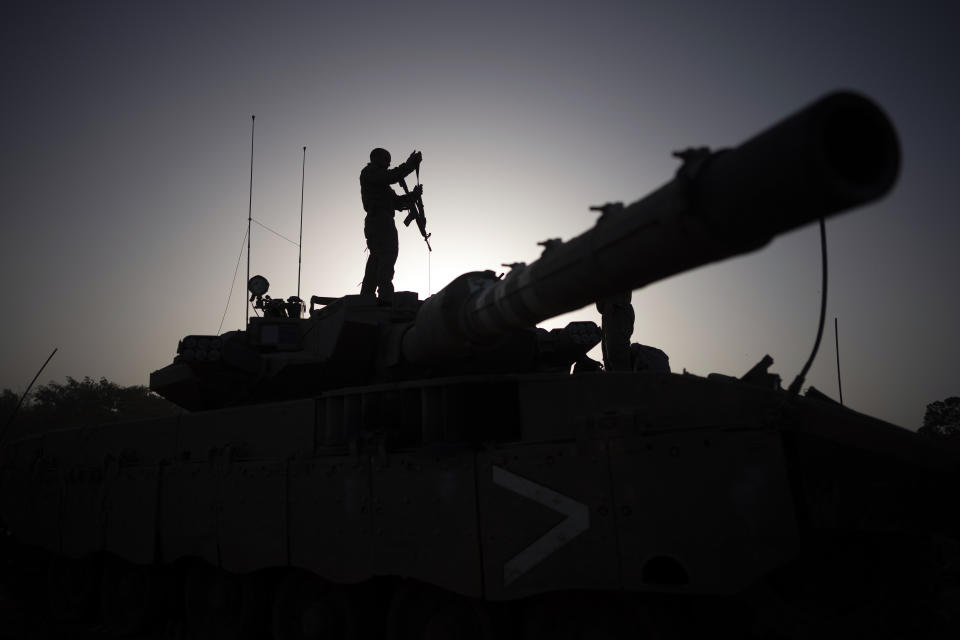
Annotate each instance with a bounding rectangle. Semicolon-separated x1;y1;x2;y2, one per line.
918;396;960;439
1;377;179;439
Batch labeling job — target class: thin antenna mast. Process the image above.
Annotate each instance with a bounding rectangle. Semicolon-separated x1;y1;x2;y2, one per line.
298;145;306;299
0;347;57;446
246;115;255;331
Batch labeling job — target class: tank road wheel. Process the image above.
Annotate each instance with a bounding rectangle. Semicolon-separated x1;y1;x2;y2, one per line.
45;554;100;622
184;564;270;640
520;592;660;640
386;581;494;640
272;570;358;640
100;556;174;636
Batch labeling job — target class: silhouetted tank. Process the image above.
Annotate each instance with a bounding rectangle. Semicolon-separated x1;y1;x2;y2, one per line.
3;92;958;639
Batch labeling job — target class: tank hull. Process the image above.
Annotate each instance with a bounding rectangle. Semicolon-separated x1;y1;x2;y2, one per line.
3;372;955;604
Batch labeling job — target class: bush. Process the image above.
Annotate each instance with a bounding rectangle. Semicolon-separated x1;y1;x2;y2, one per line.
1;377;179;439
918;396;960;439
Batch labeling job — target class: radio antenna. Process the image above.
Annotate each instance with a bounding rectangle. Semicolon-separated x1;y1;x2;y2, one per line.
298;145;306;299
246;115;255;331
0;347;57;446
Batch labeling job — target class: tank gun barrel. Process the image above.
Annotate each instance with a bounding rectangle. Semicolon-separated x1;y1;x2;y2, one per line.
403;91;900;364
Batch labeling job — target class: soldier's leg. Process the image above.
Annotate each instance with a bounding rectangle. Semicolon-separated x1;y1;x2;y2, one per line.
375;225;399;301
361;218;381;297
361;251;378;296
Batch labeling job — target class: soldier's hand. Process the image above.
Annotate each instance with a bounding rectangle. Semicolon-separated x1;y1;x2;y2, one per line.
412;184;423;198
407;150;422;167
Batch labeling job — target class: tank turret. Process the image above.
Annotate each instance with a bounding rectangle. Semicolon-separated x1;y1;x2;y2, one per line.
150;91;899;410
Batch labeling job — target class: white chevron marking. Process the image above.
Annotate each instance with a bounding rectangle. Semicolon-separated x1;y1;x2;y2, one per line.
492;465;590;586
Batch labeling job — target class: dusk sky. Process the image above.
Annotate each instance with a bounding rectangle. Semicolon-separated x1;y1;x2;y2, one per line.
2;0;957;430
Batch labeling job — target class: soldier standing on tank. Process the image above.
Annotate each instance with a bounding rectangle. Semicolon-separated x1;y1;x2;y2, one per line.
596;291;635;371
589;200;636;372
359;147;423;304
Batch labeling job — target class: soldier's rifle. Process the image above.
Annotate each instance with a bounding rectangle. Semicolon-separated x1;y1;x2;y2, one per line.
399;157;431;251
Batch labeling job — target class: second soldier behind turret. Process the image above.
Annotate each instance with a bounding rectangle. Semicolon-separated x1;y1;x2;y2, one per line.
596;291;635;371
359;148;423;304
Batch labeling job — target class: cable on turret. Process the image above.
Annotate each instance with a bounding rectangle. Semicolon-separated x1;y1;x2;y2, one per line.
218;226;249;335
251;219;300;246
788;217;829;395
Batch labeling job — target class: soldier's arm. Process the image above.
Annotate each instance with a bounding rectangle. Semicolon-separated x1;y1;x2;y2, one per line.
384;159;415;184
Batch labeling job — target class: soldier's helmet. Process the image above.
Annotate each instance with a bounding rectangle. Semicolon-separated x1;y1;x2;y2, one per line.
370;148;391;167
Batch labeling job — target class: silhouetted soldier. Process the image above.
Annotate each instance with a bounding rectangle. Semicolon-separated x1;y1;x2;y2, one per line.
596;292;634;371
360;148;423;303
588;201;636;372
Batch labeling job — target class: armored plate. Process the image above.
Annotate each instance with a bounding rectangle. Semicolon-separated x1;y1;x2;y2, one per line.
26;464;61;553
160;461;219;566
104;464;161;564
371;446;482;597
83;416;179;466
609;427;798;594
0;467;29;544
177;399;315;461
0;434;43;471
219;458;287;573
60;465;107;558
288;454;374;583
